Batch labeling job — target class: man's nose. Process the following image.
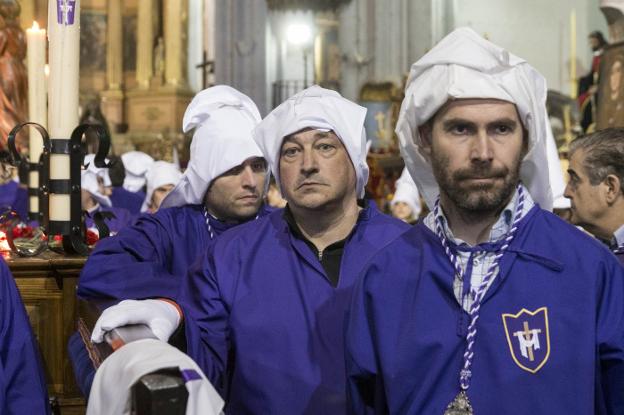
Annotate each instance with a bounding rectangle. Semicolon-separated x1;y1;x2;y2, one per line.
300;148;319;173
470;131;493;162
240;166;258;188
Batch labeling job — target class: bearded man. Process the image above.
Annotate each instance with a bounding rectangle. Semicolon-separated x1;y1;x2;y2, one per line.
345;27;624;414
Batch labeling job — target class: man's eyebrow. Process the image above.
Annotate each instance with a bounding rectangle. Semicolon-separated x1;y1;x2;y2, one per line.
486;117;519;126
314;131;330;138
441;118;477;129
282;135;299;144
567;169;579;178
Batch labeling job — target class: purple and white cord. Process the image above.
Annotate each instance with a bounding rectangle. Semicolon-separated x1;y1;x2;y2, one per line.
202;208;215;240
433;184;525;391
202;207;261;240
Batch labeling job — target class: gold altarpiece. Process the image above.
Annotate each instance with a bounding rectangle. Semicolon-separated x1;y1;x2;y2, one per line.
22;0;193;163
8;2;196;413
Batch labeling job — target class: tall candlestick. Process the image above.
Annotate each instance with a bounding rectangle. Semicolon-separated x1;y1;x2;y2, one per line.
48;0;80;227
26;21;47;217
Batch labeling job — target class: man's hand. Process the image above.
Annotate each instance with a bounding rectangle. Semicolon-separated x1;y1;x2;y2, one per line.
91;299;182;343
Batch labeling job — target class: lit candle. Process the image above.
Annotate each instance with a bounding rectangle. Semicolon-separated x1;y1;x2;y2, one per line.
26;21;47;216
47;0;80;224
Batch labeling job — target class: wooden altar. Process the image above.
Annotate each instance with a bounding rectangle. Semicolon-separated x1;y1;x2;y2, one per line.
6;251;87;414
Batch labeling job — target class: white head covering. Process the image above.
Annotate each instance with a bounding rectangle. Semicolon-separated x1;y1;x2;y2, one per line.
87;339;224;415
396;27;555;210
121;151;154;193
545;125;571;209
253;85;369;197
160;85;264;209
81;169;112;207
391;167;422;218
141;161;182;212
84;153;112;187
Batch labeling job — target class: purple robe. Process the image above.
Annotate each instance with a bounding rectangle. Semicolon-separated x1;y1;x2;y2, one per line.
109;186;144;215
0;180;28;220
72;204;273;396
0;258;50;413
180;203;409;414
345;207;624;414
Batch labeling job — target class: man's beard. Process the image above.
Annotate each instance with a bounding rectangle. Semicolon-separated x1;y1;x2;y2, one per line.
431;152;522;214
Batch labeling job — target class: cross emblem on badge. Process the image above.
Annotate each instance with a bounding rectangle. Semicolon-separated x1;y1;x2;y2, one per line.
502;307;551;373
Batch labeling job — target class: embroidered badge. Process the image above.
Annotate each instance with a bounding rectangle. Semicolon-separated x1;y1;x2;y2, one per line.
502;307;550;373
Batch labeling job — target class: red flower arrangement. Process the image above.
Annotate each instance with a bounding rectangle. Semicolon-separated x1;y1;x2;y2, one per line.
86;229;99;246
11;224;34;239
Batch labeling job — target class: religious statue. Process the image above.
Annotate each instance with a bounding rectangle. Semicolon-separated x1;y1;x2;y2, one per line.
596;50;624;129
578;30;608;133
79;99;111;153
0;0;27;151
153;36;165;86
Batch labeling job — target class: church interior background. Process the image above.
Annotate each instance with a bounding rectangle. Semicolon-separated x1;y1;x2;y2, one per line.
5;0;612;208
0;0;620;412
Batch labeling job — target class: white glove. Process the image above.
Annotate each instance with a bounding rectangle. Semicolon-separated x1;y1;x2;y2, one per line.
91;299;181;343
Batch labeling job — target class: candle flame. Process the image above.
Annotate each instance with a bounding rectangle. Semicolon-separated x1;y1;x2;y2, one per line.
31;21;40;31
0;231;10;252
44;64;50;77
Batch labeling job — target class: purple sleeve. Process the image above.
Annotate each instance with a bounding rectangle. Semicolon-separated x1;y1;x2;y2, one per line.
77;213;178;302
179;247;230;395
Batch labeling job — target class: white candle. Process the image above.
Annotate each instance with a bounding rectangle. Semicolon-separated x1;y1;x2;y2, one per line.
47;0;80;223
26;21;47;162
26;21;47;219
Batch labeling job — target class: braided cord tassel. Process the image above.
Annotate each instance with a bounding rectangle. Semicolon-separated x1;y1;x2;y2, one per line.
434;185;525;391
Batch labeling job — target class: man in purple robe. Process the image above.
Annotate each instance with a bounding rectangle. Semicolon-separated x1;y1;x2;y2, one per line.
70;85;271;396
345;27;624;414
564;128;624;265
77;85;270;303
90;86;409;413
0;258;49;413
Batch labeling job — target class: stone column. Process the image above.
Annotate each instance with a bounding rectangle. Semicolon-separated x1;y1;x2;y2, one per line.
164;0;188;88
101;0;125;132
136;0;154;89
106;0;123;91
214;0;267;113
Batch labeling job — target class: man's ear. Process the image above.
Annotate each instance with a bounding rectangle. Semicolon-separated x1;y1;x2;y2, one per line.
521;128;529;158
604;174;622;204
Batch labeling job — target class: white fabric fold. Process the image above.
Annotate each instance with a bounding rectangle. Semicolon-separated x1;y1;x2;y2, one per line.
141;161;182;212
121;151;154;193
84;153;112;187
81;169;111;207
87;339;224;415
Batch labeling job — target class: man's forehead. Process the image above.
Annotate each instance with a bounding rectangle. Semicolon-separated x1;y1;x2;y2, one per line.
282;128;338;144
568;149;587;171
433;98;521;122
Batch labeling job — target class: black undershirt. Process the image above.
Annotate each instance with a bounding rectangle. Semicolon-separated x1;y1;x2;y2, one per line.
283;200;367;287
